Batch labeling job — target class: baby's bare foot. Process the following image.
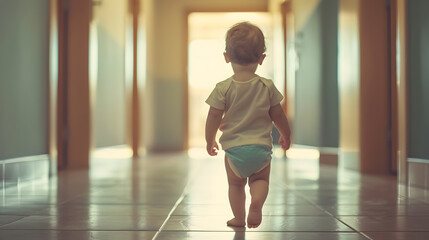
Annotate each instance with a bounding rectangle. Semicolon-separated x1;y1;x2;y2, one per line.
227;218;246;227
247;201;262;228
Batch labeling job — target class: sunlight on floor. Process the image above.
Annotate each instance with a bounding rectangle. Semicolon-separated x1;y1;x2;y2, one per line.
91;146;133;159
90;146;133;179
188;147;216;159
286;147;320;159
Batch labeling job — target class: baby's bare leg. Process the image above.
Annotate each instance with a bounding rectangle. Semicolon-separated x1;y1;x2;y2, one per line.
247;163;270;228
225;157;247;227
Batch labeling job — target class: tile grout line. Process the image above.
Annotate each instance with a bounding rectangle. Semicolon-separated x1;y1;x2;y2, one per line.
151;159;202;240
272;177;374;240
151;192;187;240
0;216;28;229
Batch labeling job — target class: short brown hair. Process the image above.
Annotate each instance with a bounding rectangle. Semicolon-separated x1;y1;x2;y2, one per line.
225;22;266;65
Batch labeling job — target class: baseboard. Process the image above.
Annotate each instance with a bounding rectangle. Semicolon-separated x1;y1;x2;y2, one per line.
0;154;49;188
408;158;429;190
339;150;360;171
320;153;338;166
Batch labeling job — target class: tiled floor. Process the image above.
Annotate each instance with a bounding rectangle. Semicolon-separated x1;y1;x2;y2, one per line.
1;148;429;239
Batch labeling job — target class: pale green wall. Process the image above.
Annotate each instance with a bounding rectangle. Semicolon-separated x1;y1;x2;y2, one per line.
152;79;184;150
294;0;339;147
294;7;322;146
91;1;128;148
408;0;429;160
0;0;49;160
320;0;339;147
93;26;126;148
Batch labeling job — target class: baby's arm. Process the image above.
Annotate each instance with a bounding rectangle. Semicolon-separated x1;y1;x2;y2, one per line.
269;104;291;150
205;106;224;156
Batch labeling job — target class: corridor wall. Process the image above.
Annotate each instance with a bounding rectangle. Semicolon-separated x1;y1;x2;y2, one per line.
407;0;429;188
293;0;339;148
0;0;50;184
91;0;127;148
407;0;429;162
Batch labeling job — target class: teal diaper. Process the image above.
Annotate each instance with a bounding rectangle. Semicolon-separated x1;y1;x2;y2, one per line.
225;145;272;178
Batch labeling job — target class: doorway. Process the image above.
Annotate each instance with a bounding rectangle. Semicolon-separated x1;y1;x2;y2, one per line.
187;12;273;149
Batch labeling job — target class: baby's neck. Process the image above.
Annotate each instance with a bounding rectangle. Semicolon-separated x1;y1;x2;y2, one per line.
233;72;258;82
231;63;258;82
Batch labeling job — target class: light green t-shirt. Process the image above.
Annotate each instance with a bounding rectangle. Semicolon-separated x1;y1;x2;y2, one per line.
205;76;284;150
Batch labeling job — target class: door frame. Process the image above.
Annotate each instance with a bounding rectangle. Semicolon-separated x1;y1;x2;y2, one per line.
396;0;409;190
56;0;69;169
387;0;398;174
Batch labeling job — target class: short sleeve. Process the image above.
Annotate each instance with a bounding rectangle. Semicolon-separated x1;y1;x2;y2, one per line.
269;82;284;106
205;84;226;110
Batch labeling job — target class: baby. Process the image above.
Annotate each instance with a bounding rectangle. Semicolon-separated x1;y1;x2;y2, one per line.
205;22;291;228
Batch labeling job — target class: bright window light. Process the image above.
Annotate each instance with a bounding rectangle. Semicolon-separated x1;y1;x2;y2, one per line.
188;12;273;148
92;147;133;159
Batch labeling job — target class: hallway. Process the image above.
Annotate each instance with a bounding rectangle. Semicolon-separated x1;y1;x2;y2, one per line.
1;149;429;240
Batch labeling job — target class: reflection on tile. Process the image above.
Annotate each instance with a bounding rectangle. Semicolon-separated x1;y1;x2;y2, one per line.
324;204;429;216
163;216;241;232
36;204;173;217
173;204;231;216
0;206;49;216
66;194;179;205
173;203;328;216
339;216;429;231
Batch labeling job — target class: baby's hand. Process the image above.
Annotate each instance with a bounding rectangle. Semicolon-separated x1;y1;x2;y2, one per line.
206;141;219;156
279;135;291;151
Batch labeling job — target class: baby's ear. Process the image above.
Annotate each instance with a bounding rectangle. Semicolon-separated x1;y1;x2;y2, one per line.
224;52;231;63
258;54;266;65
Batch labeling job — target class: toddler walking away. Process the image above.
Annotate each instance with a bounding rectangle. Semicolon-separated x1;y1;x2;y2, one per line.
205;22;291;228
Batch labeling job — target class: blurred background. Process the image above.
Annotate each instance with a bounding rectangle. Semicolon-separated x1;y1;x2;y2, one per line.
0;0;428;196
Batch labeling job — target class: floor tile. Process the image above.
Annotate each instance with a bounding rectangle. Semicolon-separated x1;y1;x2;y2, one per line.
157;231;369;240
67;194;180;205
339;216;429;231
173;203;328;216
0;215;165;230
1;148;429;240
323;204;429;216
0;206;50;216
0;230;156;240
163;215;354;232
36;204;173;216
0;196;58;206
181;190;309;205
364;232;429;240
0;215;25;226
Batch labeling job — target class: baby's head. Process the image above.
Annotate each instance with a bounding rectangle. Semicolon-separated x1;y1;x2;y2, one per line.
225;22;266;65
